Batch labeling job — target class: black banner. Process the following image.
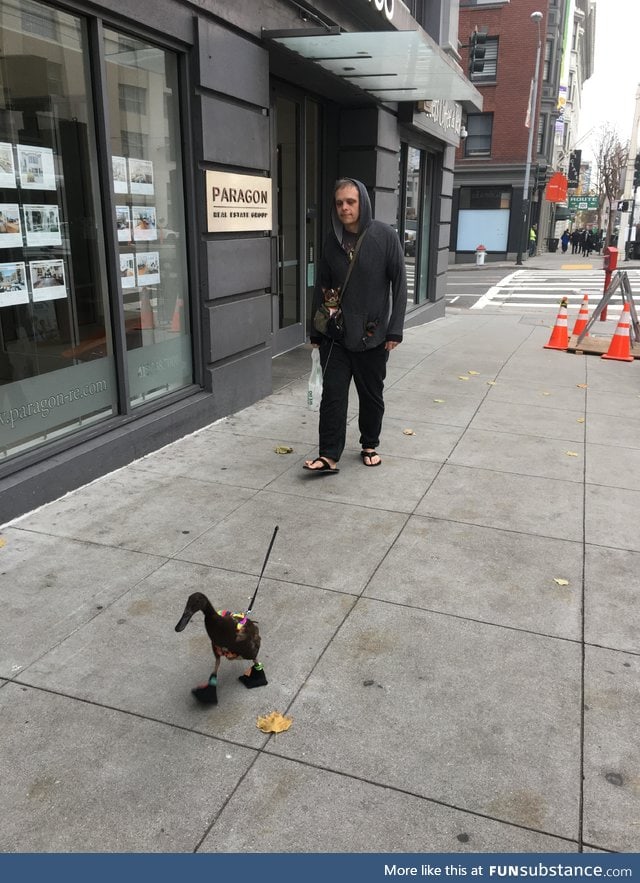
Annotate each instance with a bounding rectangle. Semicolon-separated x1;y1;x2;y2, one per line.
568;149;582;187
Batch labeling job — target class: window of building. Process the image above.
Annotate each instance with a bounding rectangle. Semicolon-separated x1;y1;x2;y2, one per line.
457;187;511;252
464;113;493;157
469;36;498;82
0;0;192;464
0;0;116;462
104;28;191;408
543;40;553;81
118;83;147;116
537;114;546;155
21;0;59;40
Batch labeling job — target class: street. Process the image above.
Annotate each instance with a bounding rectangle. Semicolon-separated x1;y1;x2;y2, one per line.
446;266;640;316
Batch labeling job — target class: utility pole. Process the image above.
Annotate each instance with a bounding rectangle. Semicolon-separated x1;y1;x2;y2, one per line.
516;11;543;266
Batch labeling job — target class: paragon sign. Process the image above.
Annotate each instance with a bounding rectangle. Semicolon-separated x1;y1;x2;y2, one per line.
205;170;272;233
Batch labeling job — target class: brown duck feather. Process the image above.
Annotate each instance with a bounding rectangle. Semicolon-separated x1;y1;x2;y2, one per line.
174;591;261;661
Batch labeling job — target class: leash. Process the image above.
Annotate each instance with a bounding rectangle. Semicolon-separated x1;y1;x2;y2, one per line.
246;525;279;615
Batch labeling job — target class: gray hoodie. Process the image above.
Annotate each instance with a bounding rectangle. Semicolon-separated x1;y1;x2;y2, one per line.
310;178;408;352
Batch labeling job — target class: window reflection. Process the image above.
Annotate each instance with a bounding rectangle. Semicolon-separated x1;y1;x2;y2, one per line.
0;0;116;460
104;29;192;407
397;145;433;305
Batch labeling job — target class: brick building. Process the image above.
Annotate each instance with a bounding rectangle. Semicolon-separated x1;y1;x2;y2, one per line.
451;0;563;262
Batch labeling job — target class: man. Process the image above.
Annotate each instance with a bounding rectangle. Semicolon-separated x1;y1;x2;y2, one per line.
528;225;537;257
303;178;407;474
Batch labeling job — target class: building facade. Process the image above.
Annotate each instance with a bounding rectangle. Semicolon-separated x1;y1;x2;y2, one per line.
0;0;481;520
451;0;594;263
539;0;595;241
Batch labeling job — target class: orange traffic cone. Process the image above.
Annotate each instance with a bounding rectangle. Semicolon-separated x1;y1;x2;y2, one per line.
544;296;569;350
601;302;634;362
571;293;590;337
170;297;183;333
140;289;154;330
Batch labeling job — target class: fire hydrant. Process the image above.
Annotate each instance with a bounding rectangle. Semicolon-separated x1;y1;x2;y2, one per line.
475;244;486;266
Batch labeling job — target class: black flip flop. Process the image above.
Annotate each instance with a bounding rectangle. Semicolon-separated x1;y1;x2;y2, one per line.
303;456;340;475
360;450;382;467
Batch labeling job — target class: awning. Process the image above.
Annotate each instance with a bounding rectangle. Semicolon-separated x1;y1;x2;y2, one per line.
263;28;482;109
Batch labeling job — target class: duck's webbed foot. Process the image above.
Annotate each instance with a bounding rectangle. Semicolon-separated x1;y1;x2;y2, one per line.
192;673;218;704
239;663;268;689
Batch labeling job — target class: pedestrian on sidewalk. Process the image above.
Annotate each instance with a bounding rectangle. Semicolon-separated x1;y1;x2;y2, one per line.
529;225;537;257
561;229;570;253
570;229;580;254
304;177;407;474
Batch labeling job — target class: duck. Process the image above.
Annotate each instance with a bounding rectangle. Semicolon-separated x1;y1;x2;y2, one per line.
175;591;267;704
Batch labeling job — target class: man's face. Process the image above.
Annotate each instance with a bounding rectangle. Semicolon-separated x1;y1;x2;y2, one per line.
335;184;360;229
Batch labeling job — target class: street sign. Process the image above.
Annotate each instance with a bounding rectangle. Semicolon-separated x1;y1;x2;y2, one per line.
568;195;598;210
617;200;630;212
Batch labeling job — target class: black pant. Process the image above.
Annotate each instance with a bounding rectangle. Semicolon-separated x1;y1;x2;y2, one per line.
318;339;388;462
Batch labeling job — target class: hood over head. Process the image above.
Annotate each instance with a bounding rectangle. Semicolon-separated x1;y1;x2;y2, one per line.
331;177;372;243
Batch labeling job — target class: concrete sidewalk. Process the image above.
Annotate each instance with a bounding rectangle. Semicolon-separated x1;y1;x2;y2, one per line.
1;310;639;853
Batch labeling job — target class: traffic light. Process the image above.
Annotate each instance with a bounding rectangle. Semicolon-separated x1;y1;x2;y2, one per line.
534;164;548;188
634;153;640;189
468;28;487;76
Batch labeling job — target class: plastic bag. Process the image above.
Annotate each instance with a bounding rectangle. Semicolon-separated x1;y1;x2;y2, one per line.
307;347;322;411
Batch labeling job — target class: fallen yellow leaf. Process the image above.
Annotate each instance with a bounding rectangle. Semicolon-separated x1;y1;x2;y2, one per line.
553;578;570;587
541;392;551;396
486;381;496;386
256;711;293;734
458;376;469;381
0;537;5;549
565;451;579;457
577;384;588;389
577;417;585;423
433;399;445;403
468;370;480;376
274;445;293;455
403;429;416;436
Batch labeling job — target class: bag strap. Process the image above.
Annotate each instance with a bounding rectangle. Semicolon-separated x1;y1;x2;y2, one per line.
340;228;367;301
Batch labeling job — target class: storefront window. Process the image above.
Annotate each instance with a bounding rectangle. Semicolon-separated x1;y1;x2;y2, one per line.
457;187;512;252
104;29;192;407
0;0;116;461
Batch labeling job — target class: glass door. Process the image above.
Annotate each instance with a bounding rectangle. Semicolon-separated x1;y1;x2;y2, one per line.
272;87;320;355
397;144;435;305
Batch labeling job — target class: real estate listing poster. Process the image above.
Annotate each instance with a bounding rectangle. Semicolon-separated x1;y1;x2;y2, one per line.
132;205;157;241
116;205;132;242
0;143;17;189
0;261;29;307
128;158;154;196
120;253;136;289
29;259;67;302
17;145;56;191
136;251;160;286
112;156;128;194
24;205;62;247
0;204;23;248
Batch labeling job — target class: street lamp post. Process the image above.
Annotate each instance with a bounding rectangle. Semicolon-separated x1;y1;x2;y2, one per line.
516;10;544;266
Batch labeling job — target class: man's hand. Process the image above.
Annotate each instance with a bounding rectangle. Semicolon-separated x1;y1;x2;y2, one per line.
385;341;399;351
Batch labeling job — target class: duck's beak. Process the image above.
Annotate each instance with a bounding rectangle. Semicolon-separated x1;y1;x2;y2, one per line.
175;609;193;632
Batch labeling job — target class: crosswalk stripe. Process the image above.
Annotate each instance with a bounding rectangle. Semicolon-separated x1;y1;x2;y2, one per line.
471;269;640;311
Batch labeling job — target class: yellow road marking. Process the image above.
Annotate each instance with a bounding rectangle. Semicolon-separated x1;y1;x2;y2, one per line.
561;264;593;270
